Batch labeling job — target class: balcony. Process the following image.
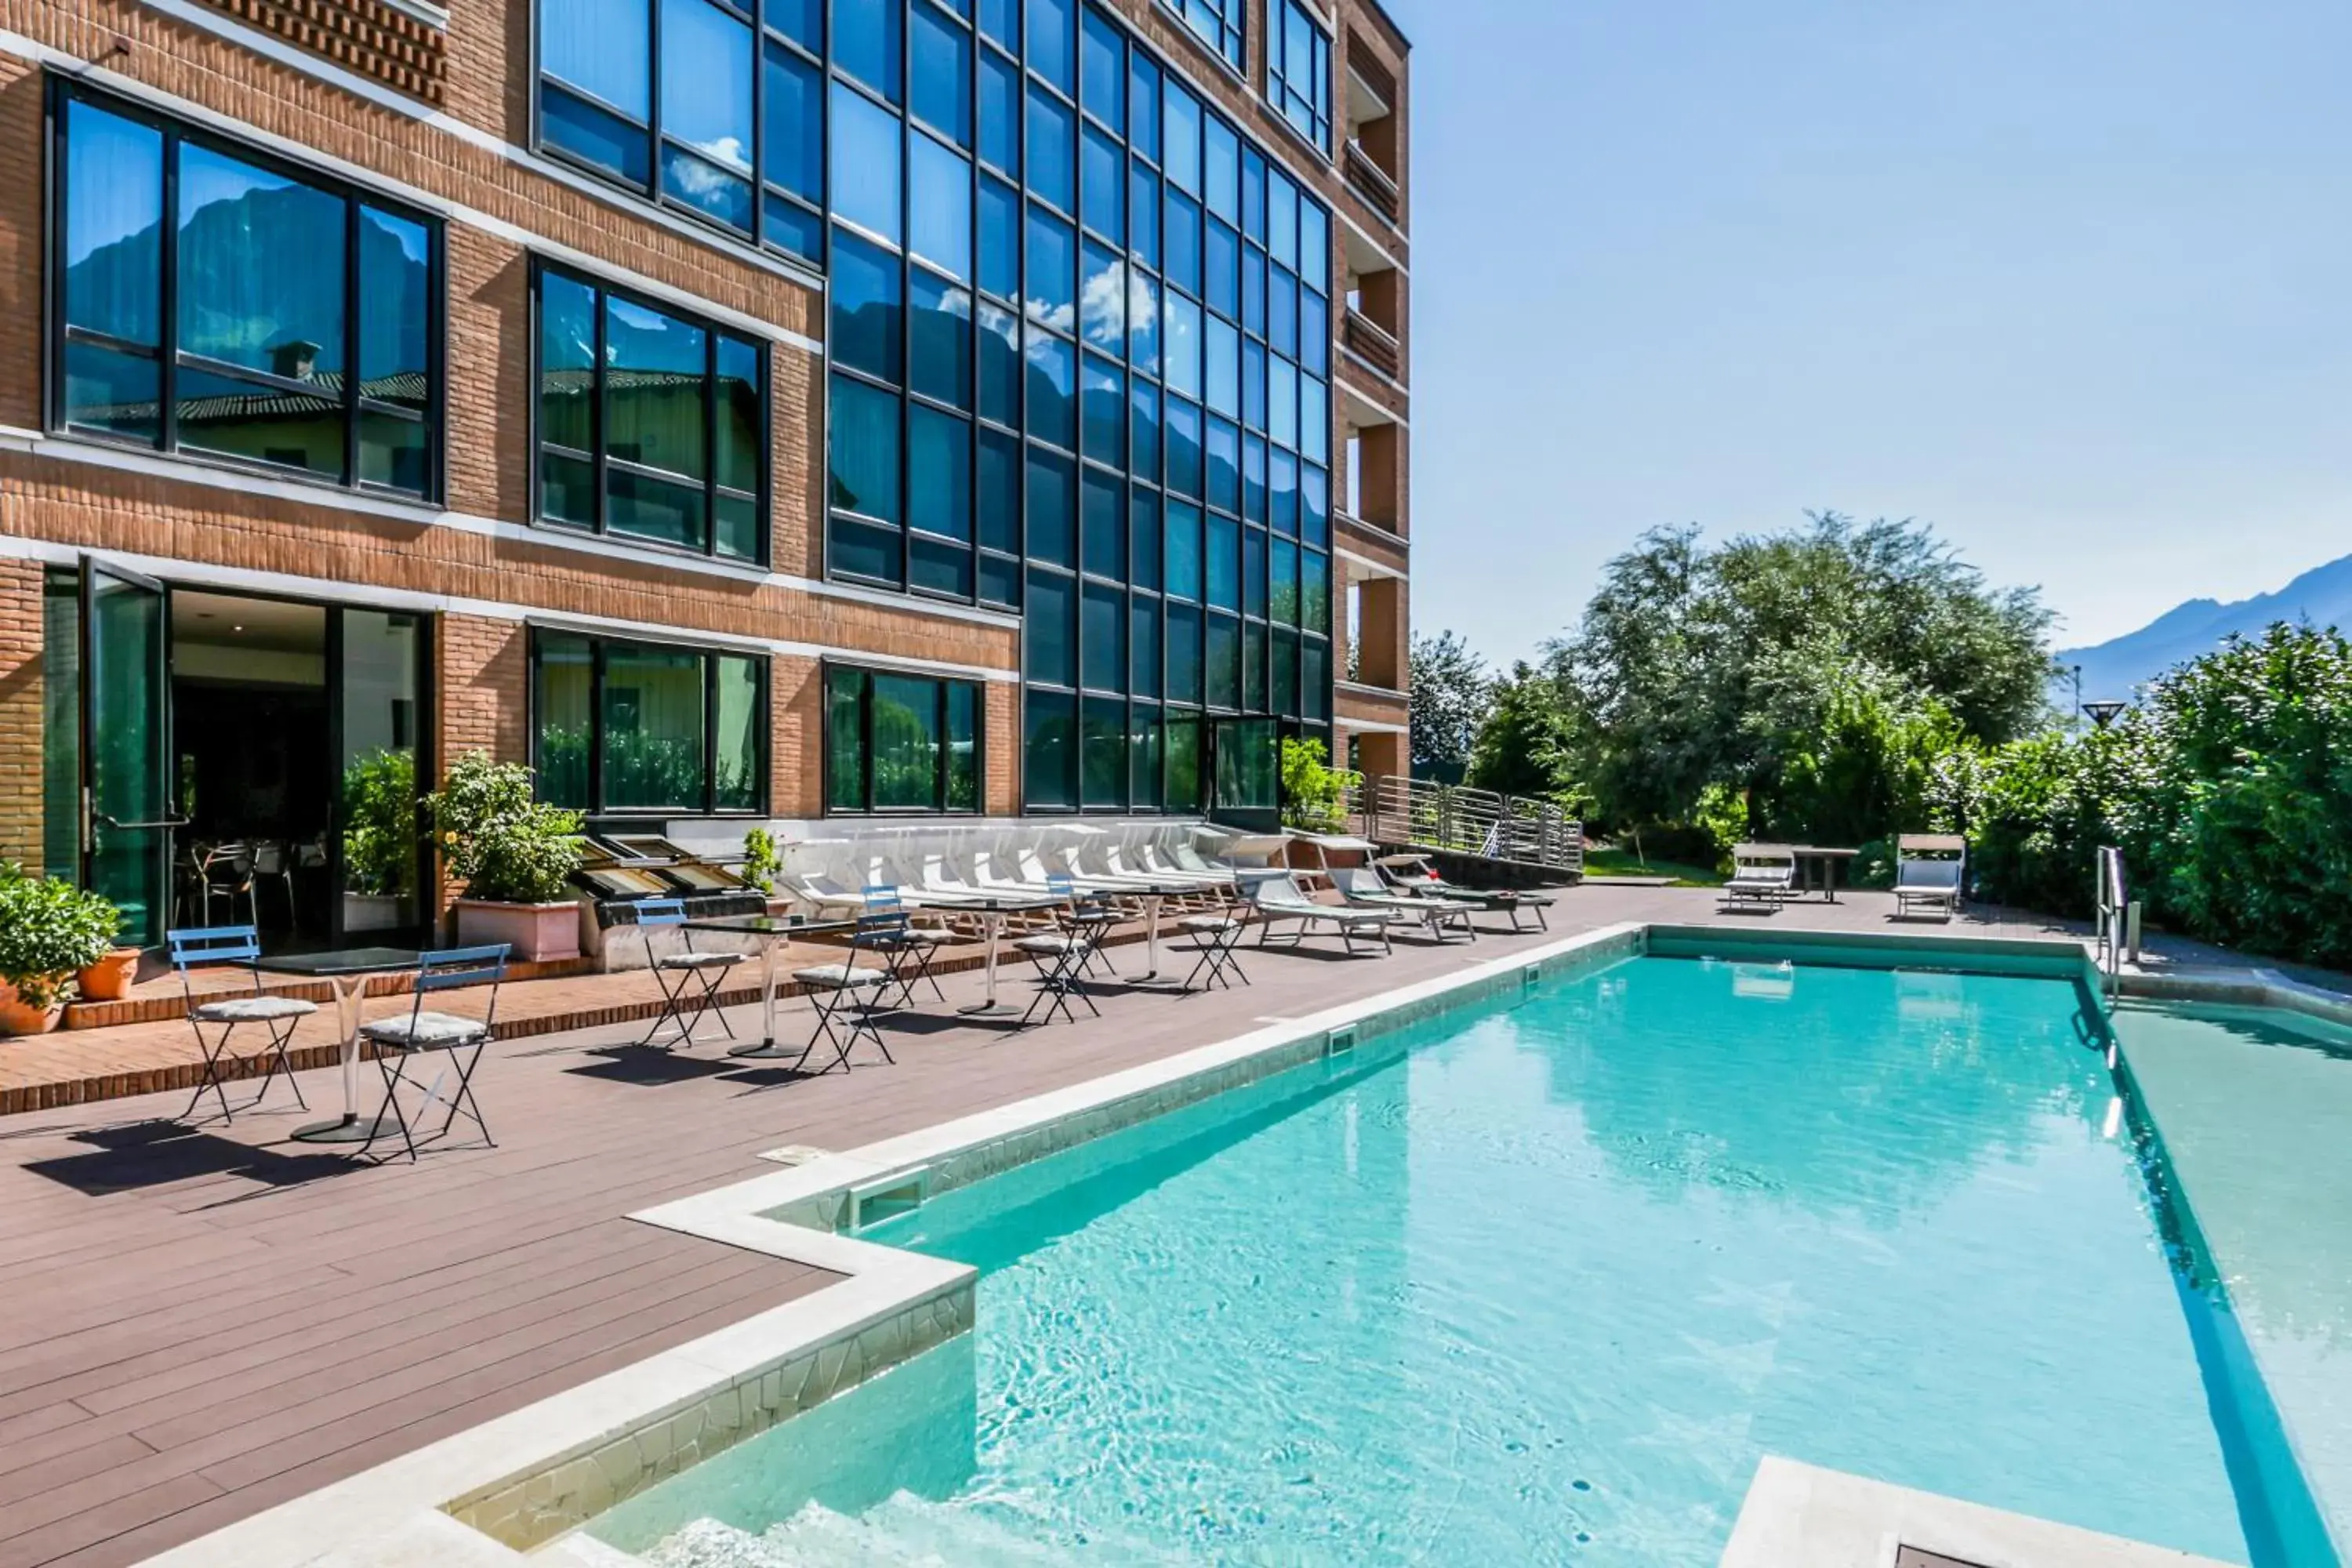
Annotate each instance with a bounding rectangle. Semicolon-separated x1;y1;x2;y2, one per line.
1342;307;1402;382
1345;139;1401;224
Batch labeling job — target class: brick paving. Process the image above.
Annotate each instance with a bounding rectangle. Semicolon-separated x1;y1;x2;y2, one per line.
0;887;2305;1568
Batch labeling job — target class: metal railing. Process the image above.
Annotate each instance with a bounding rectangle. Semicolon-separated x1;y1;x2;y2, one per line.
2094;844;2133;1000
1354;774;1584;876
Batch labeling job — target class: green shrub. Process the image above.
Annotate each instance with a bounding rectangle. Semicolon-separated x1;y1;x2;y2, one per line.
425;752;586;906
340;748;418;898
1279;738;1357;833
0;877;122;1009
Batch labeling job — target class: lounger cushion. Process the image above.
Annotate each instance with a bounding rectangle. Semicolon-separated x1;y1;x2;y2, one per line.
191;995;317;1023
793;964;887;989
361;1011;488;1048
656;951;746;970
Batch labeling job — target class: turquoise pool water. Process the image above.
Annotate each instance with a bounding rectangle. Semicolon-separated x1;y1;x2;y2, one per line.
590;954;2318;1566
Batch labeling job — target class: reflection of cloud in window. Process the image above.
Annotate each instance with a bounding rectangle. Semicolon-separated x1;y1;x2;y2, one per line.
1022;297;1076;336
1079;266;1125;348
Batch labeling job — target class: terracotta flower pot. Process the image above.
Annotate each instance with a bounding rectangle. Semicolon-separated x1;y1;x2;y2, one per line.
76;948;142;1003
454;899;582;964
0;978;65;1036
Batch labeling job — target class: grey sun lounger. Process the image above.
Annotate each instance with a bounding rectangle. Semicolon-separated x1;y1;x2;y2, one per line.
1373;854;1555;931
1246;873;1394;956
1719;844;1798;913
1893;834;1968;920
1331;867;1477;942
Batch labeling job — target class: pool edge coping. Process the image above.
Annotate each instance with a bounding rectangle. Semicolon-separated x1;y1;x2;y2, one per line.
132;921;2332;1567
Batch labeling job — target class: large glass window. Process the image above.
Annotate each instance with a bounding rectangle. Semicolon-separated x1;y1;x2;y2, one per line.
536;265;769;561
53;88;441;497
1160;0;1243;75
825;664;984;813
539;0;826;264
1268;0;1334;155
533;631;768;815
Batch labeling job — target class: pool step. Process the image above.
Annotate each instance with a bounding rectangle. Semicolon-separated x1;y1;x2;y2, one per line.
641;1497;1181;1566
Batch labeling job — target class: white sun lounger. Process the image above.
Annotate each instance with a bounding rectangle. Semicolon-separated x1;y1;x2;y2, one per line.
1247;872;1393;956
1720;844;1798;913
1893;834;1968;920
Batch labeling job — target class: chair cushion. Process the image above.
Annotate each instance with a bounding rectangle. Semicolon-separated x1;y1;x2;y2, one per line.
793;964;887;989
360;1011;487;1048
191;995;318;1023
898;928;956;946
1178;915;1243;935
1013;935;1085;954
657;951;746;970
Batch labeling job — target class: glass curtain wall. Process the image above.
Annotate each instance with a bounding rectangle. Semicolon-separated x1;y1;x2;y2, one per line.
532;630;768;815
1267;0;1333;154
811;0;1335;811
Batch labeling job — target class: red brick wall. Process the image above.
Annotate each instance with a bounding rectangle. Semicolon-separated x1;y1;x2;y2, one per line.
0;558;43;875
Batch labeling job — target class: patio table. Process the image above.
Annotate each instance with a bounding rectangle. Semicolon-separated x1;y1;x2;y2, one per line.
1788;846;1861;903
677;915;859;1059
265;948;423;1145
944;895;1065;1019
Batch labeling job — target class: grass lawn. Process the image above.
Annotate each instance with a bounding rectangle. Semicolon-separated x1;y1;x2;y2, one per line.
1582;847;1726;887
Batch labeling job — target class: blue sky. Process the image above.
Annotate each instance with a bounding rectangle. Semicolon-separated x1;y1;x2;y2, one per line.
1383;0;2352;666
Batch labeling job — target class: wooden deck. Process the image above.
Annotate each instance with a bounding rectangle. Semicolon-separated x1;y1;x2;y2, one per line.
0;888;2249;1567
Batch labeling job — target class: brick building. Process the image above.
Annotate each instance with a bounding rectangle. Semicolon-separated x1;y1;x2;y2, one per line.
0;0;1411;946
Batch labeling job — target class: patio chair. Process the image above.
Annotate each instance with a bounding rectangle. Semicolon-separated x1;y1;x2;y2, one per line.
632;898;745;1049
196;844;258;927
1720;844;1798;913
1331;866;1479;943
252;842;299;934
862;885;954;1007
1175;898;1251;992
168;925;315;1125
358;945;510;1162
1012;888;1117;1025
1246;873;1394;956
789;916;898;1072
1046;873;1122;978
1893;834;1969;920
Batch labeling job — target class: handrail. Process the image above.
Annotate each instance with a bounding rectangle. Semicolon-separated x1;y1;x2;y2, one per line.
1352;775;1584;876
2093;845;2129;1000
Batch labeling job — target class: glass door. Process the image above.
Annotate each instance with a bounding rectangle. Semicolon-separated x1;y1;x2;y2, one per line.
80;560;175;946
332;608;430;945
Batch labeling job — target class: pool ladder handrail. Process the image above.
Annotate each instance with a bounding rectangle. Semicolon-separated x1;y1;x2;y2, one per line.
2093;845;2134;1000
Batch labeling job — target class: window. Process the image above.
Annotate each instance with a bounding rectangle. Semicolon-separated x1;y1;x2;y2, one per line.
538;0;826;264
824;664;984;813
53;86;441;498
1268;0;1333;155
1160;0;1243;74
537;265;768;561
533;630;768;814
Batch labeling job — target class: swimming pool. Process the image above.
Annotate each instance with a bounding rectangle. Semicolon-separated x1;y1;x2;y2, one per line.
582;951;2320;1566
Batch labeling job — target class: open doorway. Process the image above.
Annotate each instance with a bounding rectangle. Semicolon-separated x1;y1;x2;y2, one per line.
42;564;432;953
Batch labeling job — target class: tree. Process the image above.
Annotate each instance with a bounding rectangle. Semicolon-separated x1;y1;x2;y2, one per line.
1550;514;2055;838
1465;662;1581;804
1409;630;1490;778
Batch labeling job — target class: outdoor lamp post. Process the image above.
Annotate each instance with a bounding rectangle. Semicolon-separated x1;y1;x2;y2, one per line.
2081;700;2127;730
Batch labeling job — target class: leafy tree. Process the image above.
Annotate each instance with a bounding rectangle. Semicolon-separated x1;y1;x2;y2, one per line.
1465;662;1581;804
1408;630;1491;777
1551;514;2054;840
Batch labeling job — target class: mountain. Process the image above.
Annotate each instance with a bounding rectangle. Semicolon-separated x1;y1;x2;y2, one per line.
2058;551;2352;702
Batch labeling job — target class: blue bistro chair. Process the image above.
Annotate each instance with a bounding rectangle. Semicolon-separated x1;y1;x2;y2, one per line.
633;898;746;1049
357;945;509;1163
861;885;953;1008
167;925;317;1125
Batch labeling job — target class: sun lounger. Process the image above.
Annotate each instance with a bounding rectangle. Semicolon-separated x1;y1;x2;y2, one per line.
1372;853;1555;931
1893;834;1968;920
1331;867;1477;942
1246;872;1393;956
1720;844;1798;913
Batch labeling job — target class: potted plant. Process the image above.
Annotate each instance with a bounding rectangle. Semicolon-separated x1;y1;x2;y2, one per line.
742;826;789;914
425;751;587;962
0;872;123;1033
341;747;418;933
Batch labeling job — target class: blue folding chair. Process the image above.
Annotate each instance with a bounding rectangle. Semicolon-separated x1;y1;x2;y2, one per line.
1046;872;1120;978
633;898;746;1048
168;926;317;1124
861;885;953;1007
358;945;509;1163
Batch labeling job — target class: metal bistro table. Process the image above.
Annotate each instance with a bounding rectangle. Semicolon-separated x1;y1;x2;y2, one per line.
677;915;859;1060
267;947;424;1145
1788;846;1862;903
945;894;1065;1019
1086;881;1203;987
